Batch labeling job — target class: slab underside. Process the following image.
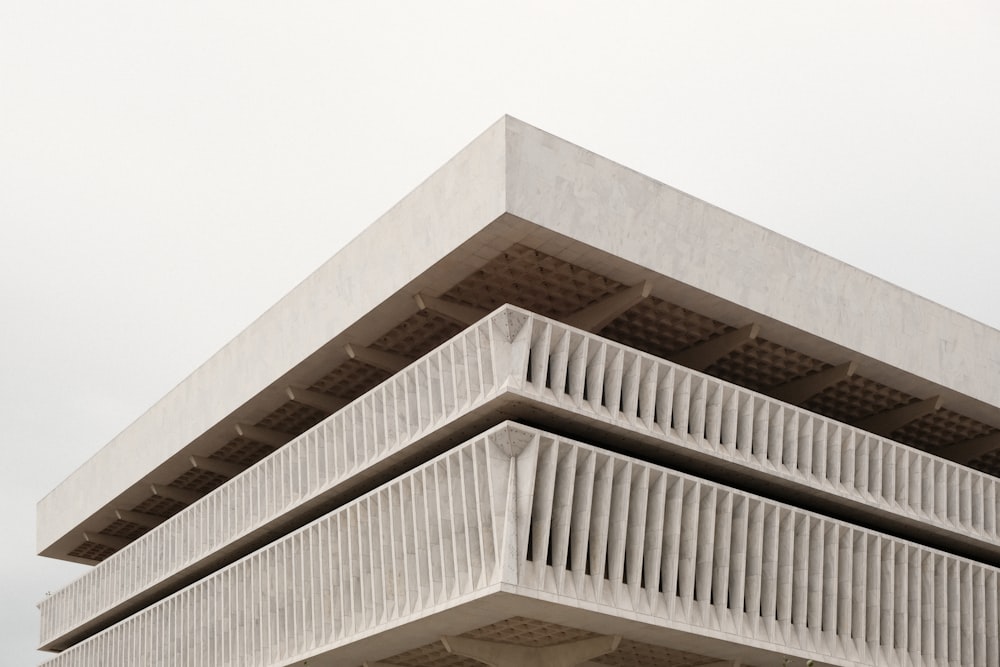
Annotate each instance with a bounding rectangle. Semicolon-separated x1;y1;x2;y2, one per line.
297;593;783;667
42;422;1000;667
379;615;718;667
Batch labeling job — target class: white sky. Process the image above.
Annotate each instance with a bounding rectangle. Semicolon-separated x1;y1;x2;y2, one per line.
2;2;998;664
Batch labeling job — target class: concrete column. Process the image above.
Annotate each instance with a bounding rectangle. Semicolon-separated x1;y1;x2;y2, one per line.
440;634;621;667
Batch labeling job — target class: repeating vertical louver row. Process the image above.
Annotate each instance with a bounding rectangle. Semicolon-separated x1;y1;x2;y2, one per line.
510;310;1000;551
38;311;521;649
514;426;1000;667
515;316;1000;546
43;424;1000;667
41;427;526;667
41;307;1000;651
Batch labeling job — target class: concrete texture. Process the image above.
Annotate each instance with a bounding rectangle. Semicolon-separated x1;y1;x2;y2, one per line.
39;306;1000;651
42;423;1000;667
36;119;1000;667
37;118;1000;558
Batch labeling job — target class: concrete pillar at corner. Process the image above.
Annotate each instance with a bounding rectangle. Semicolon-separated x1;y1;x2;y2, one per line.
440;634;621;667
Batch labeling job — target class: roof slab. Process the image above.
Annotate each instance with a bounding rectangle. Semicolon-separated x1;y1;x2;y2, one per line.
38;116;1000;561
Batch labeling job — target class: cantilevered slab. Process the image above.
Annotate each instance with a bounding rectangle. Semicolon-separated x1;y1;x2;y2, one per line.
37;116;1000;560
36;117;509;558
42;423;1000;667
40;307;1000;653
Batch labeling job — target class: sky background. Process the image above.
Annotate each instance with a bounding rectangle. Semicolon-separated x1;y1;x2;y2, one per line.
2;2;999;664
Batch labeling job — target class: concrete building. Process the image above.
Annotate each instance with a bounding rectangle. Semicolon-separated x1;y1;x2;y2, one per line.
36;117;1000;666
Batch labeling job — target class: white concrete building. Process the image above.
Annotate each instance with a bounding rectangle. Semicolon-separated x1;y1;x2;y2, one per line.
36;117;1000;666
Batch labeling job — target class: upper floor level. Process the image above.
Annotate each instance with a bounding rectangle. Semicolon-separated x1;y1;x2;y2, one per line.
38;116;1000;566
39;305;1000;651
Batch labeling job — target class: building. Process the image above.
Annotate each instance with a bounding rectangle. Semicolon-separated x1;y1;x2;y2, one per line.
36;117;1000;667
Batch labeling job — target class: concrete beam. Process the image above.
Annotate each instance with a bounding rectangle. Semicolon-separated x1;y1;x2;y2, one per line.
82;532;129;550
149;484;202;505
188;455;244;479
853;395;943;437
345;343;415;374
563;280;652;332
937;432;1000;464
234;423;290;448
414;292;490;326
441;634;621;667
669;323;759;371
768;361;857;405
114;509;165;529
285;386;347;413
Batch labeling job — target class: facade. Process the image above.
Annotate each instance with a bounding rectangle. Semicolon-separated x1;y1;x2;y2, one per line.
36;117;1000;667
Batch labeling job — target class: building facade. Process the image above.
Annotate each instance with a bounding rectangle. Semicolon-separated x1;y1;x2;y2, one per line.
37;117;1000;666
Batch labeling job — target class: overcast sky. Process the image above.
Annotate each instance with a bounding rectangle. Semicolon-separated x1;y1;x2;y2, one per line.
2;2;998;664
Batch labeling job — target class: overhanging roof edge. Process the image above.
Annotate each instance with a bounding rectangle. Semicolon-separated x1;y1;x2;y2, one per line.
503;117;1000;413
36;116;512;555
